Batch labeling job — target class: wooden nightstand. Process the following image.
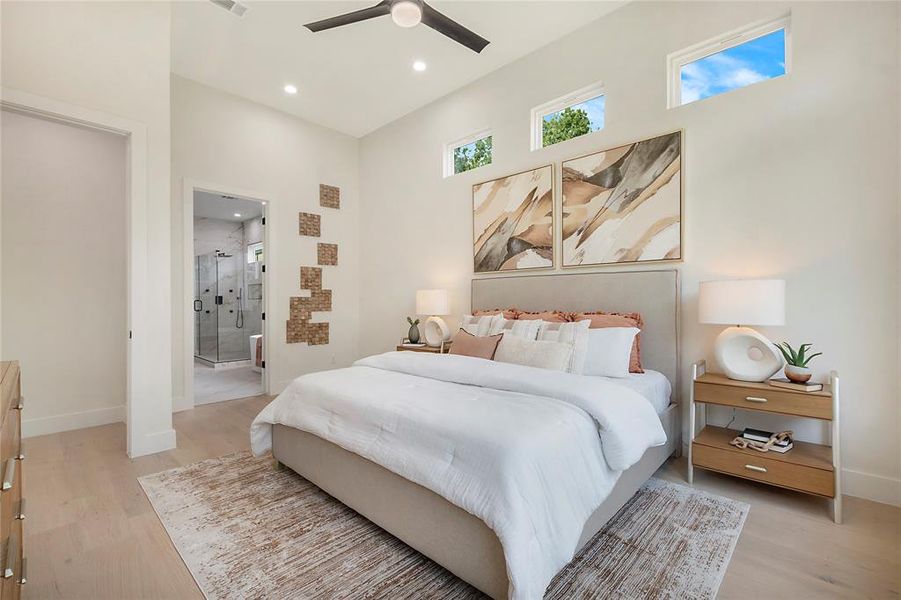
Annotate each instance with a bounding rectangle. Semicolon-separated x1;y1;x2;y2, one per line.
396;342;451;354
688;360;842;523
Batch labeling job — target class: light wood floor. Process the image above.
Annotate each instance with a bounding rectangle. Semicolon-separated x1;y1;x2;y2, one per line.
23;395;900;599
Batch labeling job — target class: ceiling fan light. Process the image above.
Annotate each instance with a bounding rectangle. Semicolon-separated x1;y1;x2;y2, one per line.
390;0;422;28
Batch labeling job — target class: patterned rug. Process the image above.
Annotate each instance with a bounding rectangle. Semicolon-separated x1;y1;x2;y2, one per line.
139;452;748;599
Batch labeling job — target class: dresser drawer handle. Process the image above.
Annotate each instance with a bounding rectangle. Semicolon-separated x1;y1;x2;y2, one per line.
744;396;768;403
14;396;24;411
744;464;768;473
1;458;15;491
16;497;25;520
3;532;17;579
18;557;26;585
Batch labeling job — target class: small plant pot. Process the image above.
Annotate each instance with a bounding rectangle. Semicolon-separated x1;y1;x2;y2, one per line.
784;364;812;383
407;324;421;344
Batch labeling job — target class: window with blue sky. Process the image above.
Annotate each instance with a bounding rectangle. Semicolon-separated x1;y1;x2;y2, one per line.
541;94;605;147
678;27;787;105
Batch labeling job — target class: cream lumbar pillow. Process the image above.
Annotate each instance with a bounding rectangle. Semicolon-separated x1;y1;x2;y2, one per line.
537;319;591;374
460;314;504;337
583;327;640;378
494;333;574;372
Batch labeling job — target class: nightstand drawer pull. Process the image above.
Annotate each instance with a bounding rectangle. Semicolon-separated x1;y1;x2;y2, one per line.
1;458;15;491
744;464;768;473
19;557;26;585
744;396;768;403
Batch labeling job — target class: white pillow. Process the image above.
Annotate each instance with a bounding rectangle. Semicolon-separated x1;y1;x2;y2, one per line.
489;317;542;340
461;314;504;337
537;319;591;374
583;327;640;378
494;334;573;372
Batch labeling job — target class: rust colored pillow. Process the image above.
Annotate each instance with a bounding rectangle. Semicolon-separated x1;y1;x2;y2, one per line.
449;329;503;360
516;310;571;322
473;308;521;320
573;312;644;373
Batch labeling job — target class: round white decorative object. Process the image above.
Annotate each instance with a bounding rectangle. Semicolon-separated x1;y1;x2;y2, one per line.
423;316;451;347
713;326;785;382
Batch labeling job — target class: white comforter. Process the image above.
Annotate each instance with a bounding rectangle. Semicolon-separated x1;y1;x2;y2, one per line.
250;352;666;599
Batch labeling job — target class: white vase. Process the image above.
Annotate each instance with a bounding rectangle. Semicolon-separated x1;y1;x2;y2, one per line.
784;364;812;383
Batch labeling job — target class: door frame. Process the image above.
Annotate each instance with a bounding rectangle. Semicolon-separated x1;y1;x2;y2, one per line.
0;86;159;457
180;179;272;411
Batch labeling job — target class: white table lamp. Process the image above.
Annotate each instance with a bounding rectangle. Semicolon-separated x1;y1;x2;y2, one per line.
699;279;786;382
416;289;451;347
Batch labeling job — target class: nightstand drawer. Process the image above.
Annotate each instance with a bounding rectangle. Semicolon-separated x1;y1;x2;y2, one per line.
692;443;834;497
694;381;832;419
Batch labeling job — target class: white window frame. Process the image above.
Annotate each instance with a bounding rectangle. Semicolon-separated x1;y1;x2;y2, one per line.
443;128;492;178
530;81;605;151
667;15;792;108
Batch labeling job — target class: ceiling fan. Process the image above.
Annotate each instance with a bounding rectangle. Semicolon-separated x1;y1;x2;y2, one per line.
303;0;490;54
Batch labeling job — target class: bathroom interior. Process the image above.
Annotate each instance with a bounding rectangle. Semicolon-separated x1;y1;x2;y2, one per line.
193;191;265;404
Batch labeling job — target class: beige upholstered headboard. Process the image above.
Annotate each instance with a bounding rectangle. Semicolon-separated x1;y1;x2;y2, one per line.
471;269;680;393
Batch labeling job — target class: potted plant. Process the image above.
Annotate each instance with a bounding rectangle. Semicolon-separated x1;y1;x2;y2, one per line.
775;342;822;383
406;316;421;344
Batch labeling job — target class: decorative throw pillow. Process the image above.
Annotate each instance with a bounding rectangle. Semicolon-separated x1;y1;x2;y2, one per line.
582;327;641;378
572;311;644;373
449;330;503;360
473;307;520;320
460;314;504;337
537;319;591;374
494;334;574;372
489;317;542;340
516;310;571;322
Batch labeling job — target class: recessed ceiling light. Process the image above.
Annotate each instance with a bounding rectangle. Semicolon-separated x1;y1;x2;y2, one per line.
234;213;242;218
283;84;298;95
412;60;427;72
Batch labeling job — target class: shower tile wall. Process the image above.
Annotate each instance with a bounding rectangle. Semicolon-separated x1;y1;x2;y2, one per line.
194;216;263;363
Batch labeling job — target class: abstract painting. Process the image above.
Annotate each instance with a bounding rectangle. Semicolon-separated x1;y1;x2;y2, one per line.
562;131;682;267
473;165;554;273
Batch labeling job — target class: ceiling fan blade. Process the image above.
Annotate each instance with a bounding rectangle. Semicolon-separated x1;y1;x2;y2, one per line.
420;2;490;53
303;1;391;33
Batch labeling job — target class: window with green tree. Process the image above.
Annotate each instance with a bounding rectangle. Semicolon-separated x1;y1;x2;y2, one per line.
531;83;605;150
445;130;493;177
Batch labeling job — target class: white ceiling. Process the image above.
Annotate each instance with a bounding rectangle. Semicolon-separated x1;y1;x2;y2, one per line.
172;1;625;138
194;190;264;221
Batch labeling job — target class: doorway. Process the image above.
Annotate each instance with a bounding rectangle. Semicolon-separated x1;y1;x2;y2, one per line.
191;190;266;404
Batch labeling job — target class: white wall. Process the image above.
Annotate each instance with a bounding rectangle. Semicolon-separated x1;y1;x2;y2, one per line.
359;1;901;505
1;111;127;436
0;1;174;455
172;76;360;407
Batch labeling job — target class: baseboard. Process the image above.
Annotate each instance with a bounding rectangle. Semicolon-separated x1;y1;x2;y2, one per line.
842;468;901;507
172;395;193;413
22;404;125;438
679;441;899;506
129;428;177;458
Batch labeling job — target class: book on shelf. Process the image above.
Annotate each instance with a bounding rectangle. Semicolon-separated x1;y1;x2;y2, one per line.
767;377;823;392
741;428;792;447
400;342;426;348
766;442;793;453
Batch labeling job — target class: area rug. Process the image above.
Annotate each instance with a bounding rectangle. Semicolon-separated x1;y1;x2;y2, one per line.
139;452;748;600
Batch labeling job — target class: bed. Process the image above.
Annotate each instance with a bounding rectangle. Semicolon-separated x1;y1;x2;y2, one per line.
252;269;681;599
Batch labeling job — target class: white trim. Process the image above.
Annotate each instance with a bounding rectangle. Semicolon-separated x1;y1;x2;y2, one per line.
181;179;273;412
530;81;605;151
0;86;166;458
442;128;492;178
667;15;792;108
22;405;125;439
130;428;178;458
842;468;901;508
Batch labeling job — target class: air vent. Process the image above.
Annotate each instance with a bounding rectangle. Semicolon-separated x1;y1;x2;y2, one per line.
209;0;248;17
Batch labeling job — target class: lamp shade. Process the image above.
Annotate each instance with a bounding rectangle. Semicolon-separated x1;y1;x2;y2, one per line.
416;289;449;316
698;279;785;326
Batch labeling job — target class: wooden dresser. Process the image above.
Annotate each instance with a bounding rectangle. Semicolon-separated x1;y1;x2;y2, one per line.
1;362;25;598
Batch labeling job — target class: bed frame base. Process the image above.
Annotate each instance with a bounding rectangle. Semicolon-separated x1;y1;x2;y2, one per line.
271;403;679;600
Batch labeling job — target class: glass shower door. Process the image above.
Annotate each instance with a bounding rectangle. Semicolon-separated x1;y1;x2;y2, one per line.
194;252;218;362
216;253;250;362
